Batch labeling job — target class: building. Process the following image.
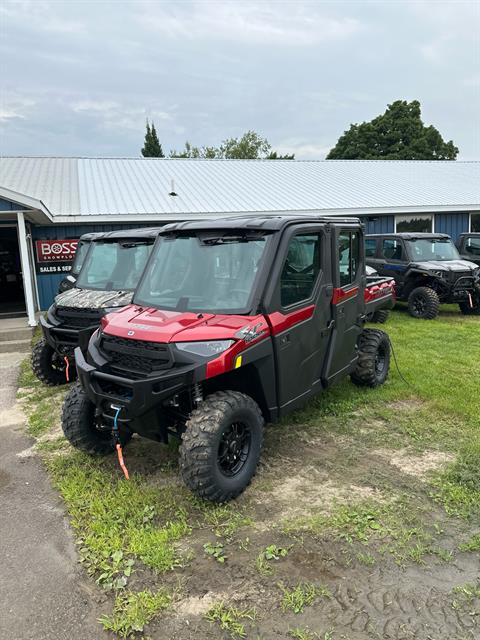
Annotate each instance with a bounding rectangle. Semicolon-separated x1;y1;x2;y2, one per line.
1;157;479;325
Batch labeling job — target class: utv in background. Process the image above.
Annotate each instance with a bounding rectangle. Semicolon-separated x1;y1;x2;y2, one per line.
32;228;161;386
365;265;393;323
366;233;480;319
456;233;480;268
63;215;395;503
57;237;92;293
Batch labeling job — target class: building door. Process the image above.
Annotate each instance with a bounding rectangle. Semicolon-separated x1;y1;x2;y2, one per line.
0;226;26;315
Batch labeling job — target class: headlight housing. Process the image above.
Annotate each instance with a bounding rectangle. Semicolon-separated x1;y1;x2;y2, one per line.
175;340;234;357
431;270;447;278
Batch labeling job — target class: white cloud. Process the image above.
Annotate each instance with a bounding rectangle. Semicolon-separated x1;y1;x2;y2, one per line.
275;141;331;160
0;95;36;123
0;0;85;34
135;1;363;45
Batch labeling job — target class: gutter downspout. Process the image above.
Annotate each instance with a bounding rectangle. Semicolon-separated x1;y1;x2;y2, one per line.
16;212;37;327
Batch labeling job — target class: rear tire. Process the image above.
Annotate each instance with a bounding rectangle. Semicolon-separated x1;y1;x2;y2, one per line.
407;286;440;319
61;382;131;455
459;298;480;315
31;338;74;386
179;391;264;503
369;309;389;324
351;329;390;388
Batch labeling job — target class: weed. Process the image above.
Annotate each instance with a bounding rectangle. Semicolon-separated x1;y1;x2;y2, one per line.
459;533;480;552
288;628;319;640
281;583;331;614
204;541;227;563
99;588;171;638
451;582;480;612
194;500;252;539
356;552;376;566
255;544;289;575
205;602;256;638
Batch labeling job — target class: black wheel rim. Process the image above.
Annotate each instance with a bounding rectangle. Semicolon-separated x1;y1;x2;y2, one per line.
217;422;251;477
412;295;426;316
375;344;387;377
51;352;67;373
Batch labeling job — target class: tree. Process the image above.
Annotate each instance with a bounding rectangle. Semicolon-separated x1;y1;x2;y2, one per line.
267;151;295;160
170;131;294;160
141;120;164;157
327;100;458;160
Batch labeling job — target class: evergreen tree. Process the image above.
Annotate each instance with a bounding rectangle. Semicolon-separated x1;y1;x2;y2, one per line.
327;100;458;160
141;119;164;157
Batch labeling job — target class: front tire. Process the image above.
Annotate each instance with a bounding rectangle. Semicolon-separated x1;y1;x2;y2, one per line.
179;391;264;503
61;382;131;455
407;286;440;319
351;329;391;388
31;339;74;386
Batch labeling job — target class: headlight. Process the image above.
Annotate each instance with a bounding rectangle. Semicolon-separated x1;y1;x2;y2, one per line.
175;340;234;357
431;270;447;278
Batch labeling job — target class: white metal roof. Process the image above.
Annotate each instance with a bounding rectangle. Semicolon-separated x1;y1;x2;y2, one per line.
0;157;479;222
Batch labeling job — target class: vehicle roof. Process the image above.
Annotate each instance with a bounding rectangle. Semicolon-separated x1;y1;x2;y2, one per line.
366;232;451;240
160;214;361;234
79;226;163;242
458;232;480;237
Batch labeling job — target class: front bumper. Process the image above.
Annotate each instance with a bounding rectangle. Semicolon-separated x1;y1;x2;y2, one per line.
40;314;98;357
75;344;202;421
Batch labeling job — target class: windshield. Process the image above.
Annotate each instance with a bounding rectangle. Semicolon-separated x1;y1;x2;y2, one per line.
76;241;153;291
134;232;271;313
405;238;460;262
70;240;90;276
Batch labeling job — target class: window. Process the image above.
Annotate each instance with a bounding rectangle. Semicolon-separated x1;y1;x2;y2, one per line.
472;214;480;232
365;238;377;258
464;236;480;257
396;214;432;233
338;231;360;287
382;239;404;261
280;234;321;307
76;242;153;291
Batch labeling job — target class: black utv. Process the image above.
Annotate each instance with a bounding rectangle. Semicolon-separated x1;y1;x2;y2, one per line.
366;233;480;318
32;228;161;386
456;233;480;268
63;215;395;503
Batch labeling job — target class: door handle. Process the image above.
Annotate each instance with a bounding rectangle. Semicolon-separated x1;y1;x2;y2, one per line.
279;334;290;346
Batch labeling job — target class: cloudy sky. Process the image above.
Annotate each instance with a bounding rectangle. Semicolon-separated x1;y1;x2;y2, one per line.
1;0;479;159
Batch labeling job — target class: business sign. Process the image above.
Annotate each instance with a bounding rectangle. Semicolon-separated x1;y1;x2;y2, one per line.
35;239;79;274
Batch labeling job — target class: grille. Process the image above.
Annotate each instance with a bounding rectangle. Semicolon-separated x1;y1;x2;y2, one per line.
452;271;473;286
55;306;102;329
100;334;172;376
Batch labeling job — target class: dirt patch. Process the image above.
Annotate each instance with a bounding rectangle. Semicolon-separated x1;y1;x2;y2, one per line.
387;398;426;412
375;448;454;480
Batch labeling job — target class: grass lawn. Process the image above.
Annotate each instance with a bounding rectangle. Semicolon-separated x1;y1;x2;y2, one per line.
18;306;480;639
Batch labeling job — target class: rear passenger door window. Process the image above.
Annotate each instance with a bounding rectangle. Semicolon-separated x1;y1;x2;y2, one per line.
280;234;321;307
338;231;360;287
365;238;377;258
382;239;404;261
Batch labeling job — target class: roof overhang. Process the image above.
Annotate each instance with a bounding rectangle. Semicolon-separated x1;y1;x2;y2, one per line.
0;187;53;224
49;202;480;224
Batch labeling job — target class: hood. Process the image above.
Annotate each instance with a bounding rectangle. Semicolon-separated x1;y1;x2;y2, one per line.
102;306;268;344
55;287;134;309
411;260;478;272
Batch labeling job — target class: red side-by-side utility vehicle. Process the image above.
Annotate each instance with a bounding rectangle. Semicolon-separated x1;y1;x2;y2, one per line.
63;215;395;502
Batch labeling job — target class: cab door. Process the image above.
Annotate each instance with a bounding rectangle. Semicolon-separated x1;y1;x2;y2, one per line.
264;227;333;416
323;227;364;383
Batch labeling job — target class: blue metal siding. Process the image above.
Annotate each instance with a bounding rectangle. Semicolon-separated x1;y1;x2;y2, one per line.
33;222;160;309
0;197;22;211
364;216;395;234
434;213;470;241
